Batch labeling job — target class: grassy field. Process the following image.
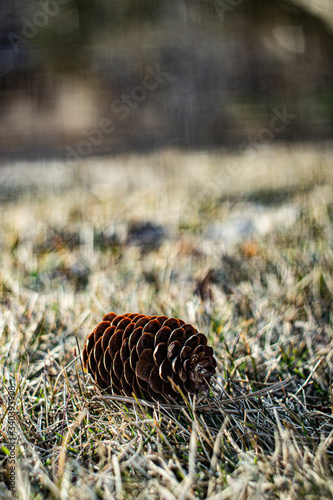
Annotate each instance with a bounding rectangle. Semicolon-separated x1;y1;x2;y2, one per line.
1;145;333;499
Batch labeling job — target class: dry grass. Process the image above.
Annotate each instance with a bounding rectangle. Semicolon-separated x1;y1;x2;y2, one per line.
1;145;333;499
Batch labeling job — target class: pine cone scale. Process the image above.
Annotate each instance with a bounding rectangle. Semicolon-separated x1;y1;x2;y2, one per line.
143;319;161;334
130;346;138;370
153;342;167;365
137;332;154;355
113;351;123;380
180;345;191;362
121;338;130;363
98;357;108;383
155;326;171;345
136;348;155;381
124;359;134;385
168;340;181;360
128;328;142;350
159;358;172;382
94;321;110;342
82;313;216;402
101;326;114;351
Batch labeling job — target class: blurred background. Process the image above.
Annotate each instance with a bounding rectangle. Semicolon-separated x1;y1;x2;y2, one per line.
0;0;332;160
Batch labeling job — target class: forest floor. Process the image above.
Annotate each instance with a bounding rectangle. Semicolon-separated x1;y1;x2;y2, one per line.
1;144;333;499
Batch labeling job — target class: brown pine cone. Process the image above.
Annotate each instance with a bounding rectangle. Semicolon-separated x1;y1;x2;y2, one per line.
82;313;217;403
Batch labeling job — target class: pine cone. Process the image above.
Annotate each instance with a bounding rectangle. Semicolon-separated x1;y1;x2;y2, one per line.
82;313;217;403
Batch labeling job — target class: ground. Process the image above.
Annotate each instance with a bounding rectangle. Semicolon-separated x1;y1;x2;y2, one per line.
0;144;333;499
